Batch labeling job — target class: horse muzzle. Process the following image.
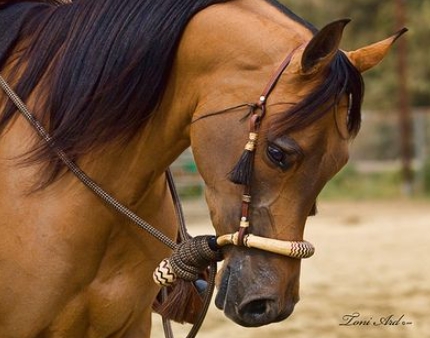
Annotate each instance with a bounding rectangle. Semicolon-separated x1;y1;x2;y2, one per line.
215;251;299;327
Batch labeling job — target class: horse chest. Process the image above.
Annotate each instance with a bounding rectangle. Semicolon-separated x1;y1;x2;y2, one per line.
0;228;159;337
45;264;155;337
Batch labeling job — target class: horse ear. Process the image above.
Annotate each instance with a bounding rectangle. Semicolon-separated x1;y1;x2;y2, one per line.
344;28;408;73
301;19;350;74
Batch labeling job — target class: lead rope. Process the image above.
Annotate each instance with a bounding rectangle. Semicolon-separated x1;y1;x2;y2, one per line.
164;170;218;338
0;74;216;338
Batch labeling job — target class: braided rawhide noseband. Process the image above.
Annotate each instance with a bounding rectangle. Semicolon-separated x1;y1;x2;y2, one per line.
153;233;314;286
154;236;222;286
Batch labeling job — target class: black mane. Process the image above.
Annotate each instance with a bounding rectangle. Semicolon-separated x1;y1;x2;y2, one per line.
271;51;364;138
1;0;232;183
0;0;334;186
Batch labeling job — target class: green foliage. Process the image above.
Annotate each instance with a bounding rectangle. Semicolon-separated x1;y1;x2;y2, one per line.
320;163;404;200
279;0;429;109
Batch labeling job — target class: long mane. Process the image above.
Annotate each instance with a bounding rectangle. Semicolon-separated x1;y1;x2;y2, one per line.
1;0;233;183
0;0;328;186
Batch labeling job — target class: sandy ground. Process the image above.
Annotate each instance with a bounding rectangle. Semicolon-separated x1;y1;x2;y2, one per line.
152;198;430;338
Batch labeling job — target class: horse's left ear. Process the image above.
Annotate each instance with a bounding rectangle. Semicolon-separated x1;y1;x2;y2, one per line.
300;18;351;75
344;28;408;73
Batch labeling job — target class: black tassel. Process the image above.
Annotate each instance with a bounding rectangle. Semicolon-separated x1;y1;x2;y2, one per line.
229;149;255;185
229;131;258;185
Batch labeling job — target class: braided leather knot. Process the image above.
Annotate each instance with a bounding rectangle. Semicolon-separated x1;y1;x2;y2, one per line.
153;236;222;286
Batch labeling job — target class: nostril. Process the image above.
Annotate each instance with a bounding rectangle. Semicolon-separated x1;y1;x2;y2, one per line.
234;297;288;327
243;299;268;316
239;298;274;320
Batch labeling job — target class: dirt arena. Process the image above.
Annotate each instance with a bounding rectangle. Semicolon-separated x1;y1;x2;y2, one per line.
152;199;430;338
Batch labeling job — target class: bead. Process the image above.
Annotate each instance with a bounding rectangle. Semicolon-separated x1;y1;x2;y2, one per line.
240;218;250;228
249;132;258;141
245;140;256;151
244;132;258;151
242;194;251;203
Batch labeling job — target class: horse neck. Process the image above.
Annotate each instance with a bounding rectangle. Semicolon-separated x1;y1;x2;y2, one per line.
178;0;314;114
81;100;193;206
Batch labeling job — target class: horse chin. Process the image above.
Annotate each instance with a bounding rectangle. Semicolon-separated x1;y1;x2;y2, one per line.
214;264;297;327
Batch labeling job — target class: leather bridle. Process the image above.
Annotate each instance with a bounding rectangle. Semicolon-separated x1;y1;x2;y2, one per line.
232;46;301;247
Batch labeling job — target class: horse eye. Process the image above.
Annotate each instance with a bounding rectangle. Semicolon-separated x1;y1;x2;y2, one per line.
267;144;283;162
267;144;291;170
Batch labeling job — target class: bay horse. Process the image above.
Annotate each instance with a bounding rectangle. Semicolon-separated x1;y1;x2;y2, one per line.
0;0;404;336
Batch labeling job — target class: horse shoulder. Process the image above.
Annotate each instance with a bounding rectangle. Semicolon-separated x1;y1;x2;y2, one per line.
0;166;170;336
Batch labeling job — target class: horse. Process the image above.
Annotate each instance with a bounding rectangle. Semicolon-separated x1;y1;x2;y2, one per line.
0;0;404;336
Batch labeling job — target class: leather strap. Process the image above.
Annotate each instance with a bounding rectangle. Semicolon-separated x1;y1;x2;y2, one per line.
258;45;300;108
237;46;300;246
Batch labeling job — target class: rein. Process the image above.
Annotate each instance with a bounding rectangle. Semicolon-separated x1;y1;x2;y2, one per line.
0;45;314;337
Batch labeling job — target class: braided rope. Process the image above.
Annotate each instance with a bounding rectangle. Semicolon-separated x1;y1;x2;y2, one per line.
2;47;315;338
153;236;222;286
153;232;315;287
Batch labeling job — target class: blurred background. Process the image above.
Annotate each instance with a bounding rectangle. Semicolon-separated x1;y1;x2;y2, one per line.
153;1;430;337
285;0;430;198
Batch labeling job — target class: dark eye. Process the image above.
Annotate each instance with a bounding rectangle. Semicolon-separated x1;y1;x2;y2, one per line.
267;144;291;170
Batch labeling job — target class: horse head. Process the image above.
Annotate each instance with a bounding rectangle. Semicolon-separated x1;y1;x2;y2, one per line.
189;16;405;327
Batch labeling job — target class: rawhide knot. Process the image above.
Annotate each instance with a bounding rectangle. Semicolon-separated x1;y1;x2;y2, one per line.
153;236;222;286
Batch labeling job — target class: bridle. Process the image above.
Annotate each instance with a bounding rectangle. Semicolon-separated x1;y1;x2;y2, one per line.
227;45;305;247
0;45;314;338
187;45;315;255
